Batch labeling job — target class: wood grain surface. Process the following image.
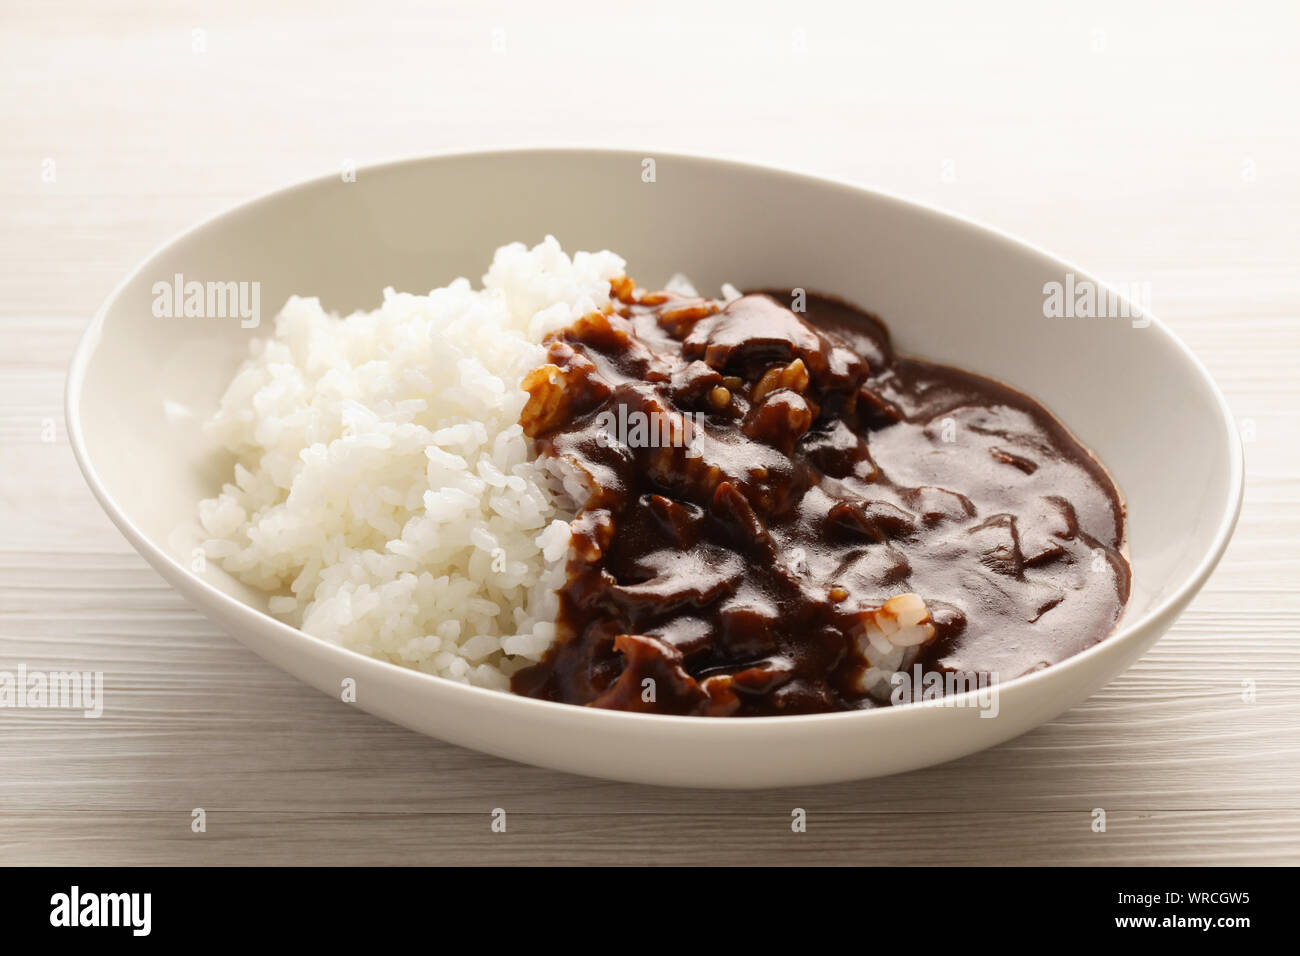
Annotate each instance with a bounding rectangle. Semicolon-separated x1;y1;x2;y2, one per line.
1;0;1297;865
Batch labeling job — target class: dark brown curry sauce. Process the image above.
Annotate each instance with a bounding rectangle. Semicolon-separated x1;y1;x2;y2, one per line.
511;280;1130;716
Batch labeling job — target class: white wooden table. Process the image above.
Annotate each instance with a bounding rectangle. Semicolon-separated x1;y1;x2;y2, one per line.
2;0;1297;865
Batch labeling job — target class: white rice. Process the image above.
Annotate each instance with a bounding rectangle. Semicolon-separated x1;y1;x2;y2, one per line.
198;237;626;688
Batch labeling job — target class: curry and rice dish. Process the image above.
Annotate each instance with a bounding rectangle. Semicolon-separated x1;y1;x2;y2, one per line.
199;239;1129;717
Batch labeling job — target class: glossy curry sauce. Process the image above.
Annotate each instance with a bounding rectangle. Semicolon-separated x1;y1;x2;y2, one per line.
511;281;1130;716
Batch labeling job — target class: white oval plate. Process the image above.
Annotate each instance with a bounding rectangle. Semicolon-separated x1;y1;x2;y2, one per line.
66;149;1242;788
